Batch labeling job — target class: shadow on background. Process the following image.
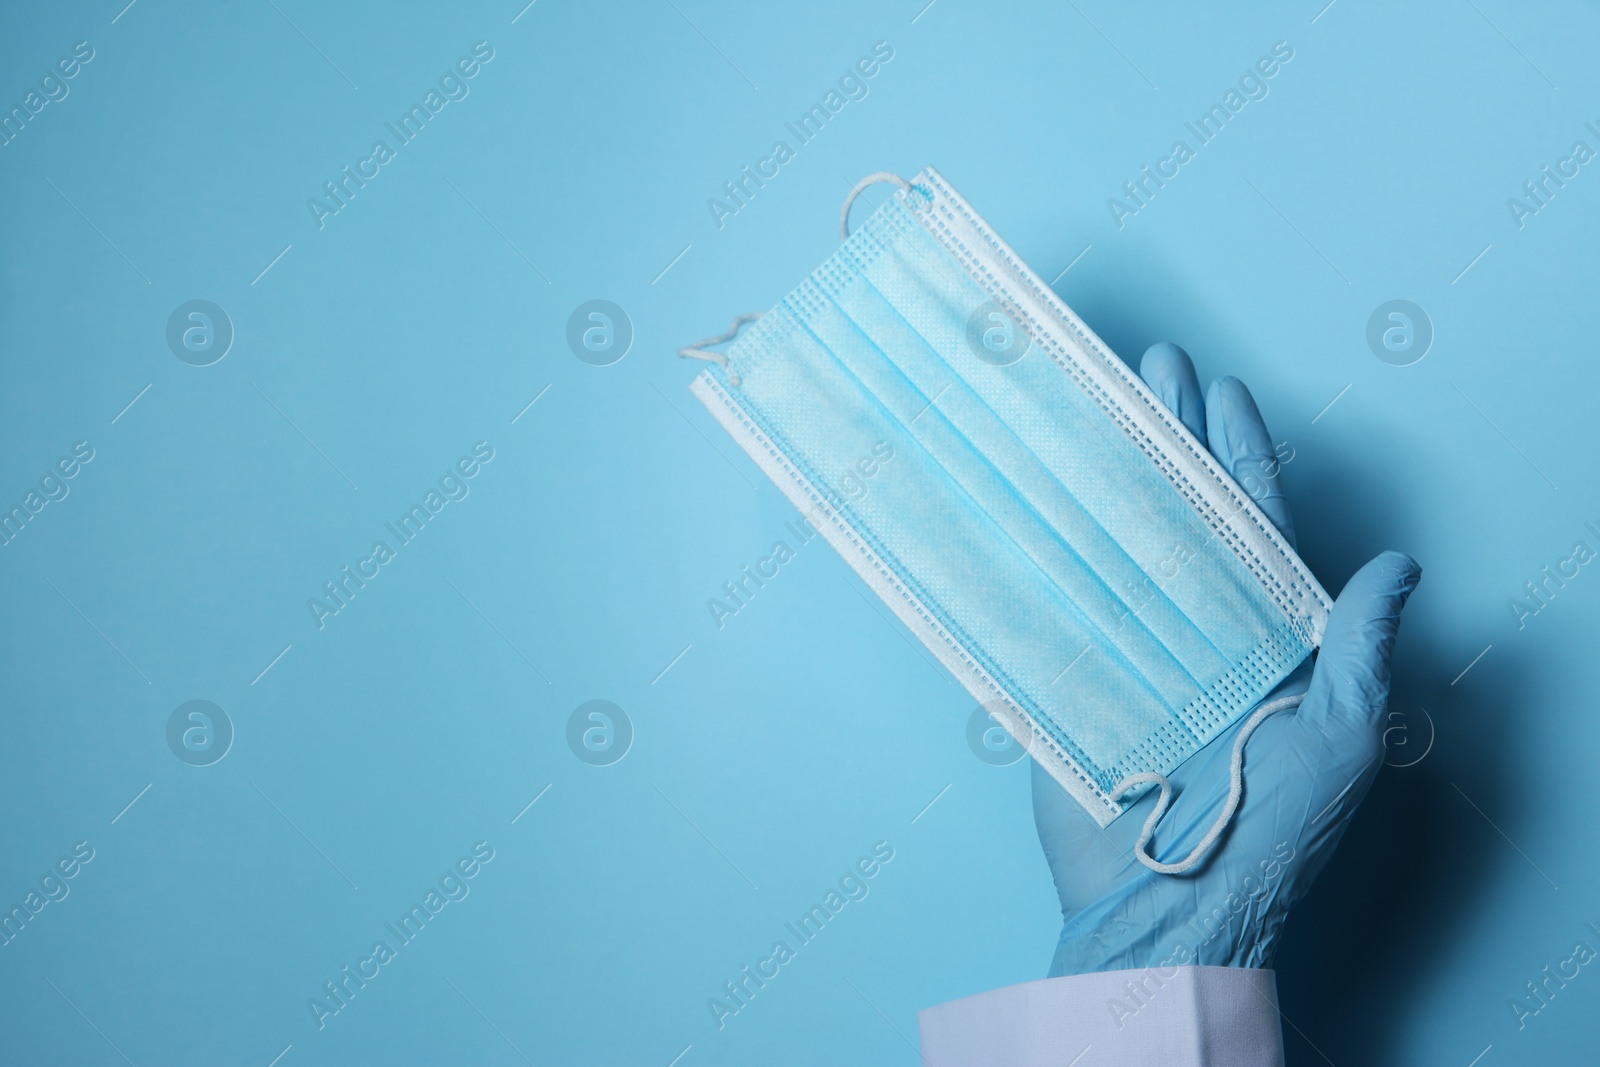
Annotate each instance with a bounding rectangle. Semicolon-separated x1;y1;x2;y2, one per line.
1269;530;1512;1067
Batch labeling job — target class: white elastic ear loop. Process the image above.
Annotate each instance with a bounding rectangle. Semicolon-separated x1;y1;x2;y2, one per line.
684;173;910;383
1109;692;1303;875
677;312;762;387
839;172;913;240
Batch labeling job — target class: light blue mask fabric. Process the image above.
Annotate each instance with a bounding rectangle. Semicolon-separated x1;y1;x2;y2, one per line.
684;167;1331;838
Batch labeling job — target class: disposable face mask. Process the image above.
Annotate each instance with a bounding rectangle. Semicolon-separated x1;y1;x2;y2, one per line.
680;168;1331;873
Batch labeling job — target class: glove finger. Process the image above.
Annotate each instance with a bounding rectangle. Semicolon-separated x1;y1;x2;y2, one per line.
1139;342;1207;446
1298;551;1422;743
1031;758;1146;901
1205;376;1297;549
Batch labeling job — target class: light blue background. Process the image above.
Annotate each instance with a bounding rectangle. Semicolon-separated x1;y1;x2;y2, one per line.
1;1;1595;1064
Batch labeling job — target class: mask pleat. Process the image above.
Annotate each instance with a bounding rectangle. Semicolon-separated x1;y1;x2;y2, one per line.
885;209;1299;671
727;306;1174;778
854;212;1260;672
802;274;1212;703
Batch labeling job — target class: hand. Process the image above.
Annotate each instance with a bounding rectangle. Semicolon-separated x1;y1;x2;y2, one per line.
1032;342;1422;976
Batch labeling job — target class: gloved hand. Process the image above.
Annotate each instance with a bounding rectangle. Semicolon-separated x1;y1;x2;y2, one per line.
1032;341;1422;976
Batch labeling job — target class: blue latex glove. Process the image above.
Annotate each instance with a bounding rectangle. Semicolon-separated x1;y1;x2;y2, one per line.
1033;342;1422;976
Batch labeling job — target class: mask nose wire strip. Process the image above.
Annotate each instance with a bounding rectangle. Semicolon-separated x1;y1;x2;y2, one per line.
1109;691;1304;875
840;172;914;240
677;312;763;387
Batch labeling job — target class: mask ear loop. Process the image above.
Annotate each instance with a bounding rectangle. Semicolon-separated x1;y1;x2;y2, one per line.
680;173;913;385
1109;691;1303;875
840;172;915;240
677;312;762;387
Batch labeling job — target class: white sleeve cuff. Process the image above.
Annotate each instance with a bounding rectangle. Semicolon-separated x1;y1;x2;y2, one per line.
917;965;1286;1067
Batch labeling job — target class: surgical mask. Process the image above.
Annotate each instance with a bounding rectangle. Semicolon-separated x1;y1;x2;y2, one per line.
680;168;1331;873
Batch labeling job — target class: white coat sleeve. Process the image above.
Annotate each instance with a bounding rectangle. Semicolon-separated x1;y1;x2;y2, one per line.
917;965;1285;1067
